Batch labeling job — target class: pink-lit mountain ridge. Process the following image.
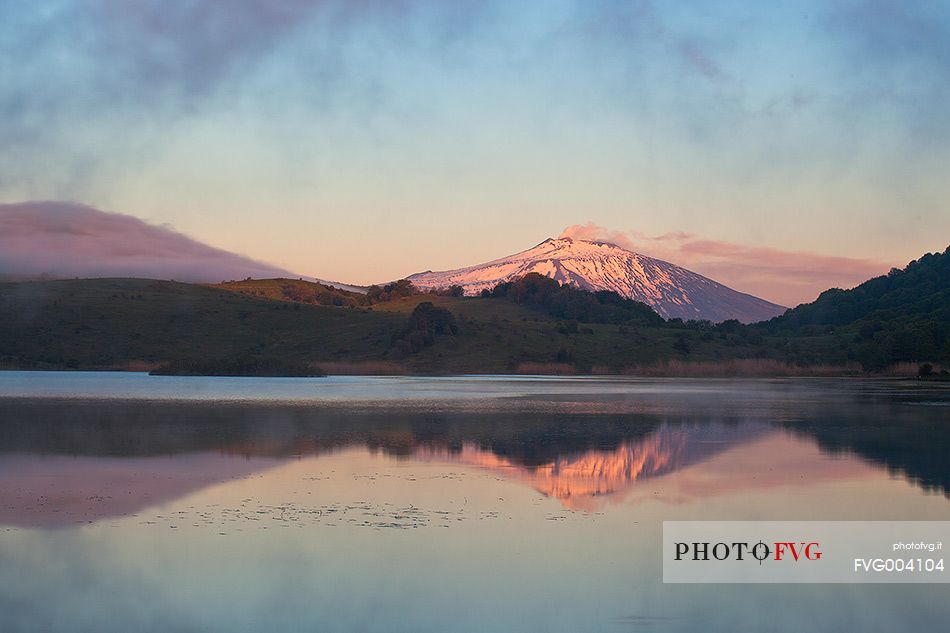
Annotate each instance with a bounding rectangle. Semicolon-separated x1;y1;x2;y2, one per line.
408;237;786;323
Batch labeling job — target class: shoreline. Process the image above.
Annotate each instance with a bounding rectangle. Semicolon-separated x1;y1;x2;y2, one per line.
0;365;946;380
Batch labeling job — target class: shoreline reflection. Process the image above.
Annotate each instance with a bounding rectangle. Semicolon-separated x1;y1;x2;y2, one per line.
2;383;948;526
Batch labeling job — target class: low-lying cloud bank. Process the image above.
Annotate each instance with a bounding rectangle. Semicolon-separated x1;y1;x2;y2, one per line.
0;201;293;282
560;222;894;307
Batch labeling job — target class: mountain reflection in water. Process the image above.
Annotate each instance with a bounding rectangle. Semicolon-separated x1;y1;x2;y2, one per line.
412;424;771;511
1;378;948;527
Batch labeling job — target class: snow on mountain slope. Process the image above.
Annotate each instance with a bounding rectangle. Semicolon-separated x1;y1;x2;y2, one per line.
407;237;786;323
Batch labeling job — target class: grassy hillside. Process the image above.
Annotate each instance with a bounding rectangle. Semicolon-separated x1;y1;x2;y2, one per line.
214;278;369;307
0;277;799;374
0;279;401;370
1;258;946;375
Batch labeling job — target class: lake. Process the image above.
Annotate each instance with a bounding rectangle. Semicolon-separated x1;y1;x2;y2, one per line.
1;372;948;632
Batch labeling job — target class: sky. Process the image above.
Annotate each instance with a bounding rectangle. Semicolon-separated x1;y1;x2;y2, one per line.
1;0;948;305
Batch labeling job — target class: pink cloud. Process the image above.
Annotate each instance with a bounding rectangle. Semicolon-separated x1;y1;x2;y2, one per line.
0;201;293;282
559;223;893;306
559;222;638;250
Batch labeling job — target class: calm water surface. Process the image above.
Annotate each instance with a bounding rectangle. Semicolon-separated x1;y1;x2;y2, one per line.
1;372;949;632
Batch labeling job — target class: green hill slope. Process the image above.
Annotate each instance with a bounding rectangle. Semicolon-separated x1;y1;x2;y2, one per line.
2;248;947;375
757;246;950;369
0;278;772;373
214;278;369;307
0;279;401;369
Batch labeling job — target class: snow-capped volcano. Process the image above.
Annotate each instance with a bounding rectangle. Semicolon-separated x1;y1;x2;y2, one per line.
407;237;786;323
